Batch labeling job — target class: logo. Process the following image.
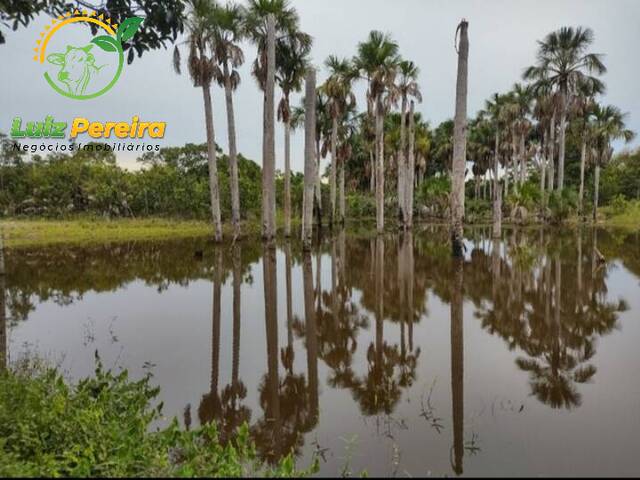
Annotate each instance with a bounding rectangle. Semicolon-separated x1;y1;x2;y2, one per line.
33;10;143;100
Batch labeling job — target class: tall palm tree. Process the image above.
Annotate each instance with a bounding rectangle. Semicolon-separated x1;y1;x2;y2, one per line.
524;26;606;191
173;0;223;242
302;69;316;250
245;0;311;242
323;55;356;226
277;39;310;237
589;104;635;221
484;92;509;237
395;60;422;229
212;1;245;240
571;78;603;216
354;31;400;234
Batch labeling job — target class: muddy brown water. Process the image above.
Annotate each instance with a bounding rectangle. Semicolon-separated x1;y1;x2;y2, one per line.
3;225;640;476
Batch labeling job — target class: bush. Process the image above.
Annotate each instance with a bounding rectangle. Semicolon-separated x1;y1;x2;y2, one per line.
416;176;450;218
347;192;376;218
548;188;578;224
0;357;317;477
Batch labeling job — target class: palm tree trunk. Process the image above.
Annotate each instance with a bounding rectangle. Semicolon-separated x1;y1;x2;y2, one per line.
339;154;345;225
375;96;385;234
593;163;600;222
314;138;323;227
540;133;547;208
223;63;241;240
302;69;316;250
578;136;587;217
202;82;222;242
406;100;416;228
548;111;556;192
369;149;375;193
284;114;292;237
0;233;6;371
451;19;469;257
261;14;276;242
519;134;526;185
398;95;407;227
557;88;567;190
330;115;338;226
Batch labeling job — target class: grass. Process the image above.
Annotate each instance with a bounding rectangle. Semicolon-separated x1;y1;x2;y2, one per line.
0;218;217;248
601;200;640;230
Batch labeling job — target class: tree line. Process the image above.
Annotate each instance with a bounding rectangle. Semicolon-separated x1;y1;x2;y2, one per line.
1;0;638;251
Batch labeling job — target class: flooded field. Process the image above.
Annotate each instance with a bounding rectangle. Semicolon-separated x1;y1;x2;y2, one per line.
3;226;640;476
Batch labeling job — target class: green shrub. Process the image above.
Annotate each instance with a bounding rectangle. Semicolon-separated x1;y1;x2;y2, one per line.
548;188;578;224
0;358;318;478
347;192;376;218
416;176;450;217
609;194;630;216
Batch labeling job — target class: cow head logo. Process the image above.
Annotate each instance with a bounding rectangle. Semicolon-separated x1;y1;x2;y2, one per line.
33;10;143;100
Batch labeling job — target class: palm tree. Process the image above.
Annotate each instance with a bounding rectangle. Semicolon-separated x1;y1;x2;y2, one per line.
571;78;603;216
395;60;422;229
323;55;356;226
173;0;223;242
302;69;316;250
245;0;311;242
354;31;400;234
451;19;469;257
589;104;635;221
483;92;508;236
524;26;606;191
277;39;310;237
212;1;245;240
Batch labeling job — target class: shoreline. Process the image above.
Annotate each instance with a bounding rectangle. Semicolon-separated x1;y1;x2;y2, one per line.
1;214;638;249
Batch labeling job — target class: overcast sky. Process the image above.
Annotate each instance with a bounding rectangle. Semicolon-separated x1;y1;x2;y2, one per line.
1;0;639;173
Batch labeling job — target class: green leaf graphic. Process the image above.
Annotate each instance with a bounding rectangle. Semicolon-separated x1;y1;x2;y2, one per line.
91;35;119;52
117;17;144;43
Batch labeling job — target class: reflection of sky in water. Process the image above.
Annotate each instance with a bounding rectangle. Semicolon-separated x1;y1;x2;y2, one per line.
5;228;640;476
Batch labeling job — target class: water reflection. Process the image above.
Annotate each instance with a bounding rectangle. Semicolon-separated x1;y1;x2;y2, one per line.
3;226;639;476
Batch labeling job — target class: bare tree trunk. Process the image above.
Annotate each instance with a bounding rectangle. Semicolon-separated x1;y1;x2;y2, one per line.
202;82;222;242
375;96;385;234
406;100;416;229
330;115;338;226
261;14;276;242
223;63;241;240
398;95;407;227
302;69;316;250
557;88;567;191
284;115;292;237
593;163;600;222
451;20;469;257
578;137;587;217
